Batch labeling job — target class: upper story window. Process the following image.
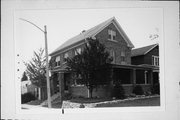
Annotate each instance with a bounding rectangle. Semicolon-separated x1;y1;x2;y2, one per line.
121;51;126;64
152;55;159;66
64;52;69;62
109;49;115;63
108;29;116;41
55;56;61;66
75;47;82;55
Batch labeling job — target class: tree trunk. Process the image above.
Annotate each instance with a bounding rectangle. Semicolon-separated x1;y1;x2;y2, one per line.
89;87;93;98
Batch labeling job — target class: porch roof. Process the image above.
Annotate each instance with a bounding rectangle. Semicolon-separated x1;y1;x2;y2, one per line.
50;63;159;73
111;64;158;70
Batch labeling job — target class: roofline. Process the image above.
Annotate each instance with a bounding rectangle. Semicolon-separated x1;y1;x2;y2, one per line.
92;17;134;48
113;18;134;48
111;63;155;70
49;40;85;57
131;44;158;57
144;44;158;55
50;17;134;56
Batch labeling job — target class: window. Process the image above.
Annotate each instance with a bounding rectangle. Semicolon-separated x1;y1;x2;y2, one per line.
55;56;61;66
152;55;159;66
136;70;151;84
110;49;115;63
75;47;82;55
108;29;116;41
121;51;126;64
64;52;69;62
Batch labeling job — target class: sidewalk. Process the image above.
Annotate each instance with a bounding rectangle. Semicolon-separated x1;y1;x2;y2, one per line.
21;104;48;109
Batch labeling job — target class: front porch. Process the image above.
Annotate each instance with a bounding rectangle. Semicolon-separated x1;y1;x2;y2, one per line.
50;64;159;99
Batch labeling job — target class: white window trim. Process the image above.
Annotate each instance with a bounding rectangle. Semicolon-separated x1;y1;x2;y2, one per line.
63;52;69;64
110;49;115;63
108;29;117;41
152;55;159;66
64;52;69;59
55;56;61;67
121;51;126;64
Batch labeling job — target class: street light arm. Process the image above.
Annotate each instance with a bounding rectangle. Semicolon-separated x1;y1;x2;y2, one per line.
19;18;45;33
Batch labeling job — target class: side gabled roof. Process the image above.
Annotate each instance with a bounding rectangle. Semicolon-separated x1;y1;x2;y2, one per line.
50;17;134;56
131;44;158;57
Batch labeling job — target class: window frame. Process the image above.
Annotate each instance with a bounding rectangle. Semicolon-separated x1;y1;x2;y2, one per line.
63;52;69;62
55;56;61;67
121;51;126;64
108;29;117;42
152;55;159;66
110;49;115;63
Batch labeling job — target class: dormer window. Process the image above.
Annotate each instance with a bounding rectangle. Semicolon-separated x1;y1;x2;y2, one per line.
55;56;61;66
108;29;116;41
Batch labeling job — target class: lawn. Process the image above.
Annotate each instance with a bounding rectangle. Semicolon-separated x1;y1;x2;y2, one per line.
96;96;160;107
70;98;113;103
23;95;160;109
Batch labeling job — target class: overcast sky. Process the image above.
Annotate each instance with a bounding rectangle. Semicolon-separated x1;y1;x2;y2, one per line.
15;8;162;77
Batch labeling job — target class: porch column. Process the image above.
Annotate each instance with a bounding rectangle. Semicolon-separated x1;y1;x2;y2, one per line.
132;69;136;86
110;67;114;85
144;70;148;84
58;72;64;102
149;70;153;85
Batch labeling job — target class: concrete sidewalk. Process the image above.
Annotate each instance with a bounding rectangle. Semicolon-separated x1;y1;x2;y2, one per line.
21;104;48;109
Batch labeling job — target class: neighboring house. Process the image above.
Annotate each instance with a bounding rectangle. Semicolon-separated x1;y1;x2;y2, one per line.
21;80;42;100
131;44;159;85
49;17;155;98
21;80;31;94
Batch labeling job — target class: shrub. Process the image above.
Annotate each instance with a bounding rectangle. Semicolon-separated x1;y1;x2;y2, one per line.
64;93;72;100
112;83;125;99
151;83;160;94
132;85;144;95
21;92;36;104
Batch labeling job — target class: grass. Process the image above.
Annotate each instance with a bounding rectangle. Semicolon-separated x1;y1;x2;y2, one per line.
96;96;160;107
70;97;113;104
25;95;160;109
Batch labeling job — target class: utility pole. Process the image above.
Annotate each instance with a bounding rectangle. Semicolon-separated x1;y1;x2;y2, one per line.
44;25;51;108
20;18;51;108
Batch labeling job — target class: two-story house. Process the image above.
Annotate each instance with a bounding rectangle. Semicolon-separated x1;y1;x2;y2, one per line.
131;44;159;85
49;17;155;98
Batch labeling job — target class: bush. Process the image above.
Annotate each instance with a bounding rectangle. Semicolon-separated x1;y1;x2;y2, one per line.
132;85;144;95
64;93;72;100
21;92;36;104
151;83;160;94
112;83;125;99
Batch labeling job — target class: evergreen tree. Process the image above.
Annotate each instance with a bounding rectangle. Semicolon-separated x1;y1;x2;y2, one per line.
21;71;28;81
66;38;112;98
24;48;46;87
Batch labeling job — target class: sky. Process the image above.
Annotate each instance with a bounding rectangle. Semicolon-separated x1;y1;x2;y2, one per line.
15;8;162;78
